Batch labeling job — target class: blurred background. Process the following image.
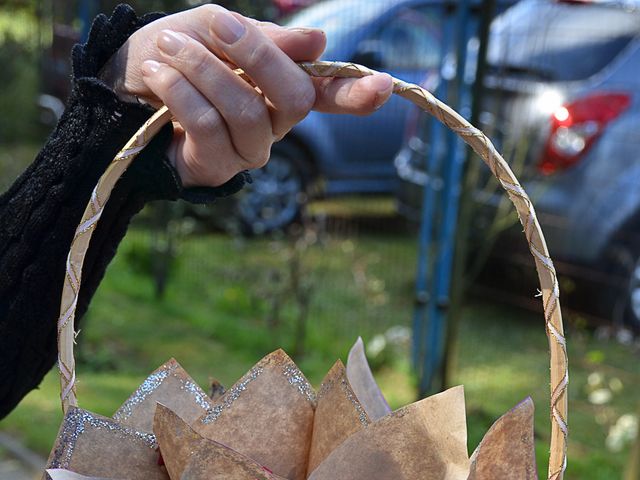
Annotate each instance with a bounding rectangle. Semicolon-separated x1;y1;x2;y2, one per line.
1;0;639;478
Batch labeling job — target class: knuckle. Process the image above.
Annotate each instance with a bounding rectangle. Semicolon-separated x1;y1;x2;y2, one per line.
259;150;271;167
156;69;181;96
169;39;210;78
288;84;315;119
193;108;220;135
246;150;270;170
236;95;267;127
273;128;291;142
196;4;219;16
188;50;211;77
234;133;271;169
245;41;276;72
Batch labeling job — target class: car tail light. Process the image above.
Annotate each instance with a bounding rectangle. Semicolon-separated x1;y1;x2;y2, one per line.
538;92;631;175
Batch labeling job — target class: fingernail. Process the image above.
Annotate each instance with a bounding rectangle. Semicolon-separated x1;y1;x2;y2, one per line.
211;10;246;45
158;30;187;56
142;60;162;76
288;27;322;35
370;73;393;93
370;73;393;110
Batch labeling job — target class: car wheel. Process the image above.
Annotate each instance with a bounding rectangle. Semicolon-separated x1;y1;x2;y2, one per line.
604;240;640;331
623;254;640;330
236;142;309;235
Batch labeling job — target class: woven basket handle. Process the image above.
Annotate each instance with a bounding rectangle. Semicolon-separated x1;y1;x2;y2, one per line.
56;61;568;480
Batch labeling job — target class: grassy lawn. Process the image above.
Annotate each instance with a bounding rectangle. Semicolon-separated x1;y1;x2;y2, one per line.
0;221;638;478
0;143;40;192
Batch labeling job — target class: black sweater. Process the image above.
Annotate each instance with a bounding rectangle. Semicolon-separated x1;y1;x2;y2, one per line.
0;5;248;419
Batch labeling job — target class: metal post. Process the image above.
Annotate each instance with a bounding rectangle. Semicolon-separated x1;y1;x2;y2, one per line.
417;0;472;397
411;5;454;377
442;0;498;389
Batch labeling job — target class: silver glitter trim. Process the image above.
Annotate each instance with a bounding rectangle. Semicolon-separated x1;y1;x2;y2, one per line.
283;364;316;404
50;408;157;470
317;374;369;427
112;365;173;422
340;378;370;427
201;365;264;424
317;377;333;399
181;379;212;412
113;361;212;423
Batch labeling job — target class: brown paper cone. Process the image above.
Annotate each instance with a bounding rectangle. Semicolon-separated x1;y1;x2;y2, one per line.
154;403;286;480
45;349;538;479
468;397;537;480
45;407;167;480
346;337;391;421
46;470;122;480
308;386;470;480
194;349;315;480
113;358;213;432
307;360;370;476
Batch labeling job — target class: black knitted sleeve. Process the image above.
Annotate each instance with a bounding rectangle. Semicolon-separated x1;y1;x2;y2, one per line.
0;4;249;418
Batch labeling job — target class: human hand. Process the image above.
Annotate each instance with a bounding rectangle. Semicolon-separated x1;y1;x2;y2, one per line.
101;4;394;188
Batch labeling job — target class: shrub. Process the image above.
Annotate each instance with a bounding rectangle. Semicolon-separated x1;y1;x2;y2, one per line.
0;8;42;145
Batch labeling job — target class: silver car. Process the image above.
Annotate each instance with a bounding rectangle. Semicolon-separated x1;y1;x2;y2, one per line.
396;0;640;328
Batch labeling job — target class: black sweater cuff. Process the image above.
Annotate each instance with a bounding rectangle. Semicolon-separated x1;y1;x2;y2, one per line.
71;3;249;204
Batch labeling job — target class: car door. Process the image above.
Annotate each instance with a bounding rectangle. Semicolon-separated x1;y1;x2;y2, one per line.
323;3;446;193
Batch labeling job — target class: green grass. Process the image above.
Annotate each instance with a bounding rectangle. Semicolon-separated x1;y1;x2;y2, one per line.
0;226;638;478
0;144;40;192
454;303;640;478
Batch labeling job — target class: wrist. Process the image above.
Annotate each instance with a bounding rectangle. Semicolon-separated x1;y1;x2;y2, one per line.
98;44;138;103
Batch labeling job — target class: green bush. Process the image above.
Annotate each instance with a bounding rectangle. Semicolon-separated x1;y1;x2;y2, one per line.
0;32;41;144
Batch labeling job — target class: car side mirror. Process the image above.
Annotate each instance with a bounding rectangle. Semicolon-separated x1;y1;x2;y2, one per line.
351;41;385;70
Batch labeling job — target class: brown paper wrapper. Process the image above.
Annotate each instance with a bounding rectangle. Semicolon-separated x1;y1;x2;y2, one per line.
45;407;167;480
45;347;539;479
468;397;537;480
307;360;370;476
46;470;122;480
308;386;470;480
194;349;316;480
346;337;391;421
154;404;286;480
113;358;213;432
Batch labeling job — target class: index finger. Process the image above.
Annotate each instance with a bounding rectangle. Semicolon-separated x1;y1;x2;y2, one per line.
207;6;317;137
171;5;327;63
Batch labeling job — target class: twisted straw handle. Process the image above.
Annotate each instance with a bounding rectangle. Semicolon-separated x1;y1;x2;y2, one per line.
57;61;568;479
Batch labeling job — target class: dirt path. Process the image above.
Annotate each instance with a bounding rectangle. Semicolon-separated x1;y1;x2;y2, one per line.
0;433;46;480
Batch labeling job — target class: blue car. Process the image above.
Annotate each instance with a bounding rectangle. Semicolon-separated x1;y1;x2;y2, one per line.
235;0;447;233
396;0;640;328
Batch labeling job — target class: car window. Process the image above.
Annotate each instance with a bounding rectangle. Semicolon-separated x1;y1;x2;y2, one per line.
285;0;392;53
366;7;443;71
488;0;640;81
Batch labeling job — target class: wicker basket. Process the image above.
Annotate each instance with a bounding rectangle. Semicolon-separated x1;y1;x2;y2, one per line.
54;61;568;480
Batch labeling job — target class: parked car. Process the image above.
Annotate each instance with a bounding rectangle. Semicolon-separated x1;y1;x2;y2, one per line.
272;0;318;16
395;0;640;328
231;0;452;233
